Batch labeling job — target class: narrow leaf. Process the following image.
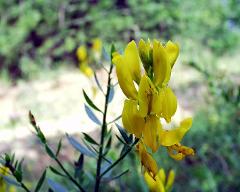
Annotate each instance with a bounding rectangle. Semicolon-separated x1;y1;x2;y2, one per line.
115;123;130;144
2;175;21;187
102;169;129;182
83;90;102;112
49;166;65;177
103;136;112;155
74;154;84;179
120;145;130;157
35;169;47;192
47;179;68;192
45;145;55;159
94;72;104;94
82;132;99;145
84;104;101;125
107;86;114;103
110;44;116;60
66;134;95;157
56;138;62;157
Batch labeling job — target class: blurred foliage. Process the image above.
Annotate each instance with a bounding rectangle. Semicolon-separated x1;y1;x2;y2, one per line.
0;0;240;80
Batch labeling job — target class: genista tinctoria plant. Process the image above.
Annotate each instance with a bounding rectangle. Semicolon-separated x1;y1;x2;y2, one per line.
0;38;194;192
112;39;194;191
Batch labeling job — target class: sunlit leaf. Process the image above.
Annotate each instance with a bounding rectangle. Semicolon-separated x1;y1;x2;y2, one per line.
66;134;95;157
84;104;101;125
2;175;21;187
107;86;114;103
102;47;110;62
94;72;104;94
47;179;68;192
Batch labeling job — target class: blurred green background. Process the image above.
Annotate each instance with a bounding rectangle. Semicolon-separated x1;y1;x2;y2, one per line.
0;0;239;191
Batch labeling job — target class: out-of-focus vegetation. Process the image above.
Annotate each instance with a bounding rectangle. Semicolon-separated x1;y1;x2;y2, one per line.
1;0;240;192
0;0;240;80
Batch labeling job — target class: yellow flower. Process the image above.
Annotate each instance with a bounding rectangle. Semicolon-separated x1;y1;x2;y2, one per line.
79;62;94;77
137;142;158;176
165;41;179;68
122;99;145;138
76;45;87;62
0;166;9;192
144;168;175;192
92;38;102;54
167;143;195;160
159;118;192;146
143;115;161;152
151;87;177;123
152;40;171;87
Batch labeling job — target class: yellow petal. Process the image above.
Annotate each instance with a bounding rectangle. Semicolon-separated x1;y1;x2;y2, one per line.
165;41;179;68
167;143;194;160
152;87;177;123
144;171;157;192
141;152;159;176
138;75;155;117
155;176;166;192
124;40;141;83
79;62;93;77
166;170;175;191
153;40;171;86
139;39;153;72
159;118;192;146
113;55;138;99
157;168;166;184
122;99;145;137
76;46;87;61
143;115;161;152
167;147;185;160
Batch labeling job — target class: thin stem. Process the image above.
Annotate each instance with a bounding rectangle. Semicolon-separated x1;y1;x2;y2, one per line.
94;63;113;192
54;157;85;192
5;163;31;192
100;138;139;178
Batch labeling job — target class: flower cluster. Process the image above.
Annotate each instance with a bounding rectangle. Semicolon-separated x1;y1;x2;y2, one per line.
76;38;102;77
113;39;194;191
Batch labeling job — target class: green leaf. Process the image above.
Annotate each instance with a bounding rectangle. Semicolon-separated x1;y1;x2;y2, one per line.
35;169;46;192
49;166;65;177
84;104;101;125
83;89;102;112
120;145;130;157
56;138;62;157
82;132;99;145
66;134;95;157
115;123;131;144
45;145;55;159
103;136;112;156
110;44;116;60
74;154;84;179
102;169;129;182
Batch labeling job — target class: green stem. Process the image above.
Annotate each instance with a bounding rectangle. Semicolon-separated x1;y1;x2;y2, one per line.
54;157;85;192
100;138;139;178
94;63;113;192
